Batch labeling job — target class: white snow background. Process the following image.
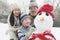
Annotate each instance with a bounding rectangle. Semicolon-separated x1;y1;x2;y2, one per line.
0;0;60;40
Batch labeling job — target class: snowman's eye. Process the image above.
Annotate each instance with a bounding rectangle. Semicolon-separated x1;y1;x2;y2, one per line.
46;12;49;16
39;13;42;15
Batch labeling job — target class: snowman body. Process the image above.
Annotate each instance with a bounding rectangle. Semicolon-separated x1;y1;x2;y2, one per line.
34;12;53;32
28;12;56;40
28;4;57;40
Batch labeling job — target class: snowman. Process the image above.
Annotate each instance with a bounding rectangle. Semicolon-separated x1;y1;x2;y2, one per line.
28;4;56;40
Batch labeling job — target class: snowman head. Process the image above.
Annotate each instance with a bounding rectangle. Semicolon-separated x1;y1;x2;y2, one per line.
34;4;54;32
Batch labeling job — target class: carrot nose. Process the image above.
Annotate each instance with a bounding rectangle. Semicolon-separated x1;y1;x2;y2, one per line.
40;17;44;22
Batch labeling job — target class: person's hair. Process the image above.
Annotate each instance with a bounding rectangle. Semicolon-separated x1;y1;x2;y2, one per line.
9;10;21;26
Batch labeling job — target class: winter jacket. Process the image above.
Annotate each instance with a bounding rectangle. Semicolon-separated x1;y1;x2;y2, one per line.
7;11;22;40
17;25;35;40
7;11;22;31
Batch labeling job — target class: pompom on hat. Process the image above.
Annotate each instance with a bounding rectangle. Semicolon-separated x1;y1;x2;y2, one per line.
37;4;54;19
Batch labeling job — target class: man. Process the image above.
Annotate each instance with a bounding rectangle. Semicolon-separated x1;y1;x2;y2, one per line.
29;0;38;28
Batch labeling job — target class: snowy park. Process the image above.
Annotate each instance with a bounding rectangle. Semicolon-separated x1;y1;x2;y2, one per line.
0;0;60;40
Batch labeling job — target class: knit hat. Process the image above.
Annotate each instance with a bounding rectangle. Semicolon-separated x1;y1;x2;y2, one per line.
29;0;38;9
20;14;32;23
37;4;54;19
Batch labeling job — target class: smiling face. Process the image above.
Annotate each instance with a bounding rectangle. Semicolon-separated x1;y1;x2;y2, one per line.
22;18;31;28
13;8;21;16
29;6;38;16
34;12;53;32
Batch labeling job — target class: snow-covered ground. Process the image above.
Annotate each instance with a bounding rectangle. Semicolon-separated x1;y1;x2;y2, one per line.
0;23;60;40
51;27;60;40
0;23;9;40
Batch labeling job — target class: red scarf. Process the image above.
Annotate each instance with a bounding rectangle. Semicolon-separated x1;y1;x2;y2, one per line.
28;31;56;40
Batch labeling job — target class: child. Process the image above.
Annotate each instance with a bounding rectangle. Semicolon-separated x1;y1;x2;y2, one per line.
17;14;35;40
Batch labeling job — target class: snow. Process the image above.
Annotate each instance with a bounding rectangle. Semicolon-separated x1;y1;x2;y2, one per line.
51;27;60;40
0;23;60;40
0;23;9;40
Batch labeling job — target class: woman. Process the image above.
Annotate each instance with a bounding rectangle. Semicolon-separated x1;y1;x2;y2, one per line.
8;4;22;40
